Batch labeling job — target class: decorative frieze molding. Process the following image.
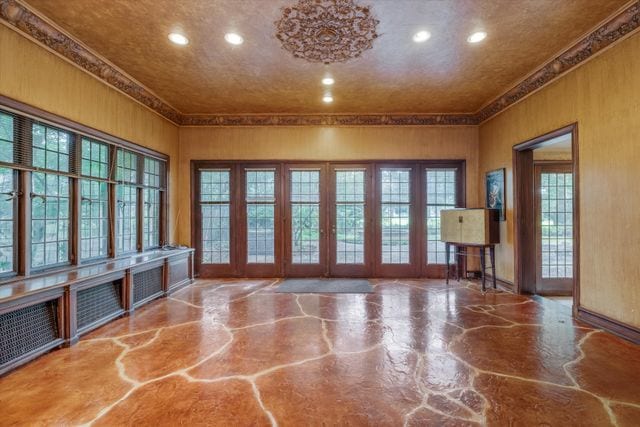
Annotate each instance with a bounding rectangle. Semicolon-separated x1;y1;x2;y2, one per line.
1;0;639;127
0;0;182;124
180;114;479;127
476;0;640;123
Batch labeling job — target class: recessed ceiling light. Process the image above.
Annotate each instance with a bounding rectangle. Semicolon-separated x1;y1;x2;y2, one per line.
467;31;487;43
413;30;431;43
322;77;335;85
225;33;244;45
168;33;189;45
322;94;334;103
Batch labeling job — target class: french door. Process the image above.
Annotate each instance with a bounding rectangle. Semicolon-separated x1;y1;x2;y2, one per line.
284;165;327;276
193;161;464;278
329;164;374;277
535;163;574;294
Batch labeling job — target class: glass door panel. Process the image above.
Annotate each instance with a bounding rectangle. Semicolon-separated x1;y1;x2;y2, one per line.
424;167;461;277
285;166;326;276
375;165;419;277
535;163;573;294
329;165;372;277
240;167;281;276
196;168;234;276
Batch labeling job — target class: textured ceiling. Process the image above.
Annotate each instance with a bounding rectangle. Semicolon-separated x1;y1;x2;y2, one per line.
24;0;628;115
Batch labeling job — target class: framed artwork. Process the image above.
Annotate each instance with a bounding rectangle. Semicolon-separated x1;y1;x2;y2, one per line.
485;168;506;221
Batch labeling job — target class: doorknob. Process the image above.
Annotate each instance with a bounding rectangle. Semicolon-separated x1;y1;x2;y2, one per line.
332;227;336;234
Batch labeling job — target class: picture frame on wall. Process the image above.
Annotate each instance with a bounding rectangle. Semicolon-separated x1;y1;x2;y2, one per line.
486;168;506;221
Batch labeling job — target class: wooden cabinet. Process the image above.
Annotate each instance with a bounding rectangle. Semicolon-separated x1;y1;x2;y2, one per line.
441;208;500;245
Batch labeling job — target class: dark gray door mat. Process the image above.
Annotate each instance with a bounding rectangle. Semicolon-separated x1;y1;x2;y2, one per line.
275;278;373;293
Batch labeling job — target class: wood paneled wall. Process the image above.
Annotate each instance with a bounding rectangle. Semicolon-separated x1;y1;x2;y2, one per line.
479;31;640;328
177;126;480;249
0;25;180;242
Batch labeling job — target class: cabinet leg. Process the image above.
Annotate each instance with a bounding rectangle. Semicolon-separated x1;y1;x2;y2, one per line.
445;243;450;285
480;248;486;292
490;246;497;289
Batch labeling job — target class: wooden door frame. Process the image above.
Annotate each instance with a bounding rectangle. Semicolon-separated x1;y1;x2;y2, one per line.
513;123;580;315
328;163;375;277
283;163;327;277
374;163;420;278
534;162;574;295
191;162;237;277
237;163;283;277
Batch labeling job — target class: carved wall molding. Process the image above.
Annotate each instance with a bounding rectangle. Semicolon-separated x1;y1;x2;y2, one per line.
1;0;639;127
275;0;379;64
180;114;479;127
476;0;640;123
0;0;182;124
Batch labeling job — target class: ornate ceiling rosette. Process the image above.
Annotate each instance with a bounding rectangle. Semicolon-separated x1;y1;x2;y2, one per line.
275;0;379;64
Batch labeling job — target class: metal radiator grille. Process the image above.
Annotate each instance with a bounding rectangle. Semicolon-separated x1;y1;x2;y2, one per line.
0;300;59;366
77;281;122;330
169;260;189;287
133;266;163;304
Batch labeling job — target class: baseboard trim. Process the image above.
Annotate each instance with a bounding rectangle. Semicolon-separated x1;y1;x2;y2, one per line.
484;274;514;292
577;306;640;344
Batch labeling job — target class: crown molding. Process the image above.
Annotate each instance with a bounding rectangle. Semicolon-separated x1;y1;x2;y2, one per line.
180;114;479;127
1;0;639;127
0;0;182;124
476;0;640;123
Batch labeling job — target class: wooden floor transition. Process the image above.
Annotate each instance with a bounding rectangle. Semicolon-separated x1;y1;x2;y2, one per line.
1;278;639;426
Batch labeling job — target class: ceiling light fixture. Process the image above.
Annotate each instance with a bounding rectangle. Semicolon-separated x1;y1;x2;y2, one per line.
412;30;431;43
322;77;335;85
168;33;189;45
224;33;244;45
467;31;487;43
322;94;334;103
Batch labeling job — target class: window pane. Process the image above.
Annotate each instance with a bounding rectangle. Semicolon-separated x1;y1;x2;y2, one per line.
291;170;320;264
201;170;230;202
144;157;162;188
336;170;365;264
201;204;230;264
426;169;457;264
247;204;275;264
200;170;231;264
0;112;14;163
246;170;275;264
541;172;573;278
80;179;108;260
246;169;275;202
31;123;71;172
143;188;161;249
381;169;410;203
381;168;410;264
31;172;70;268
81;138;109;179
116;149;138;183
116;184;137;253
0;167;14;272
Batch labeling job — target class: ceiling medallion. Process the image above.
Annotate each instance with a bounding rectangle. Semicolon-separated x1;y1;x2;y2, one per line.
275;0;379;64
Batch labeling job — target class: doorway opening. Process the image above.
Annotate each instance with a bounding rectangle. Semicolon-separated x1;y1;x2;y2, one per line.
513;124;579;314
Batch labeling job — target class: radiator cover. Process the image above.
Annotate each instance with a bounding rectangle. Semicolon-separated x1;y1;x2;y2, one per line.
76;281;123;330
133;266;163;305
0;300;59;367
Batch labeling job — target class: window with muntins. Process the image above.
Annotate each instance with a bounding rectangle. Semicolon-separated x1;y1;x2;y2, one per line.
0;103;169;279
143;157;161;249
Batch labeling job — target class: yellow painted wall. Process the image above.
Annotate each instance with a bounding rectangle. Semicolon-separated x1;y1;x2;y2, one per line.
177;126;480;247
479;31;640;327
0;25;180;242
